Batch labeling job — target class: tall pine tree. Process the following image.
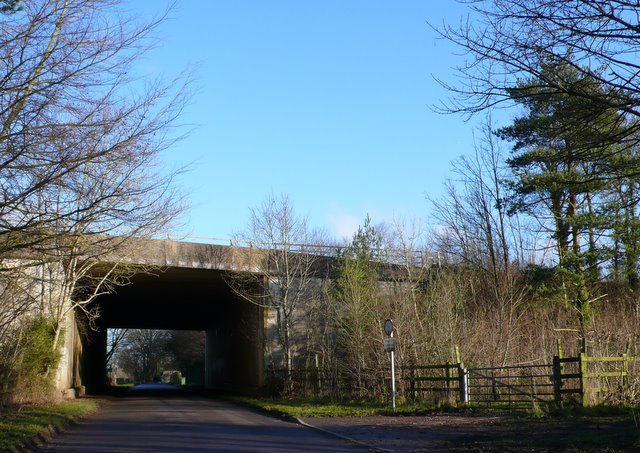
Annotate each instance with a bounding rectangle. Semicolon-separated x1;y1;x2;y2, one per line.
498;59;626;333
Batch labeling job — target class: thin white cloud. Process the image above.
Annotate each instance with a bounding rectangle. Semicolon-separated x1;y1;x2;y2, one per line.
325;205;361;242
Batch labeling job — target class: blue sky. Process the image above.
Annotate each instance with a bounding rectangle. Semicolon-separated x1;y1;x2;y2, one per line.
130;1;483;242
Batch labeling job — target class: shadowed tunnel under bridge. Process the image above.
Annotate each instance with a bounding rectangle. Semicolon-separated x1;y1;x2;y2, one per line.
78;240;266;394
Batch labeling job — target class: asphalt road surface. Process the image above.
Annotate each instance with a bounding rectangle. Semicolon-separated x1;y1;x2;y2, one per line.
38;384;369;452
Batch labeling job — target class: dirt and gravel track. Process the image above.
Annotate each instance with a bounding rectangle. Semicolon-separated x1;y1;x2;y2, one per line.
301;412;639;452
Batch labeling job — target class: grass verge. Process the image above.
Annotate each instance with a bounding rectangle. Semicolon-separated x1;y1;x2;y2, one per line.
228;397;455;418
231;396;640;421
0;399;98;452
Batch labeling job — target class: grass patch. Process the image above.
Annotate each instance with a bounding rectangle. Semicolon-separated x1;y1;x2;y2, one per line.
549;404;638;418
0;399;98;451
229;397;457;418
232;397;383;418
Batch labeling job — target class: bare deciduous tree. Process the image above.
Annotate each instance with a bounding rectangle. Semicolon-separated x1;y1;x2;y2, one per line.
106;327;129;370
429;120;531;365
0;0;188;258
118;329;170;383
0;0;189;402
228;193;321;393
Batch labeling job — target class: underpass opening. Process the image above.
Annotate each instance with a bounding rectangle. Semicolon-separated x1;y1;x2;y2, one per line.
107;328;205;387
80;266;265;395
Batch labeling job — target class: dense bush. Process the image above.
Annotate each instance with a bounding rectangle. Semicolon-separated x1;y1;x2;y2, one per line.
4;317;62;405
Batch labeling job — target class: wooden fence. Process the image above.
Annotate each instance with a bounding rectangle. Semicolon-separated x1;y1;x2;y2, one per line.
402;361;558;408
404;363;460;404
269;342;638;407
554;354;635;406
404;347;637;408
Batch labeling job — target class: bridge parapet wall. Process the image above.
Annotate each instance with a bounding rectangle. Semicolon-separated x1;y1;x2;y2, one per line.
116;238;264;272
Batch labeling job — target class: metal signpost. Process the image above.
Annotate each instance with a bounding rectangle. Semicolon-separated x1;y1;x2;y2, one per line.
383;319;396;411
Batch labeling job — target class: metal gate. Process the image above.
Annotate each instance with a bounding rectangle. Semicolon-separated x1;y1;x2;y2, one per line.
464;364;555;408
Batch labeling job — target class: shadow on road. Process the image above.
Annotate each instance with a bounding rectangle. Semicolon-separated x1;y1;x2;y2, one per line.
103;383;199;398
124;383;196;397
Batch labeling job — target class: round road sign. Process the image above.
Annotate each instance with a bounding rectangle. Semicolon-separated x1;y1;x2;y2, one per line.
384;319;394;336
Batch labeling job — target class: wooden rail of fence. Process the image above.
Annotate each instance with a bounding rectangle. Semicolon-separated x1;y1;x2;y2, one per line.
404;363;460;403
577;353;634;406
551;339;638;406
552;356;582;404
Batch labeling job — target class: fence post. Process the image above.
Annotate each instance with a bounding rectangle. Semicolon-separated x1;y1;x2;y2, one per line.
580;351;589;407
315;353;321;397
409;366;415;402
446;361;452;401
557;338;563;359
553;337;565;406
552;355;563;406
459;366;469;404
454;346;469;404
530;374;537;409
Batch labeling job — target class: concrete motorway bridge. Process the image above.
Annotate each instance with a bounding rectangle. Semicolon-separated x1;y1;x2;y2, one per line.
67;239;283;395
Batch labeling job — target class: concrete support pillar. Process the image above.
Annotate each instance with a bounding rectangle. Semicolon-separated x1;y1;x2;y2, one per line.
56;312;73;390
204;300;264;393
80;326;107;394
205;326;226;389
55;311;79;397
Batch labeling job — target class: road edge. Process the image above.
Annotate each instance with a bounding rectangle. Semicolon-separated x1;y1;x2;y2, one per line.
295;417;392;453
